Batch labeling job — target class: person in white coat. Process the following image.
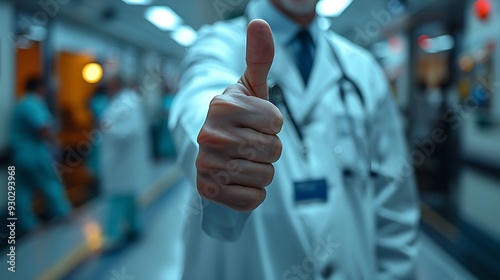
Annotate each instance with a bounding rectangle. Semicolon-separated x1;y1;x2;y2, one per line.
169;0;419;279
100;75;150;249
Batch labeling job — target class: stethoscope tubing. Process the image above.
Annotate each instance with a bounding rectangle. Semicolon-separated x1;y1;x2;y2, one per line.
268;36;374;176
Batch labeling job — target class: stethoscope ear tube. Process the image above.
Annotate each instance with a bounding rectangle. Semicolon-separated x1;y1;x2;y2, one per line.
338;76;365;107
267;36;376;176
269;83;306;150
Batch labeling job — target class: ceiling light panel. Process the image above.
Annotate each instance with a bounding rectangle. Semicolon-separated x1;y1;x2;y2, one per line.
145;6;182;31
316;0;353;17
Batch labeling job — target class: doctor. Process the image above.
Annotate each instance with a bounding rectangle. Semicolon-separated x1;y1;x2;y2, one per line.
100;75;150;249
170;0;419;279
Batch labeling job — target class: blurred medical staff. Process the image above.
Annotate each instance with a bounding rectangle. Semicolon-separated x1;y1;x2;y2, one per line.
87;85;108;181
170;0;419;279
157;92;177;159
100;75;150;249
10;77;71;232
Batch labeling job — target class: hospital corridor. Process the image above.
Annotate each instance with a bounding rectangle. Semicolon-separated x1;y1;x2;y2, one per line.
1;0;500;279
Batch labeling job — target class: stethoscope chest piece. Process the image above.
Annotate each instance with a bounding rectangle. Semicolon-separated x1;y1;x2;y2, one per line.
268;82;284;106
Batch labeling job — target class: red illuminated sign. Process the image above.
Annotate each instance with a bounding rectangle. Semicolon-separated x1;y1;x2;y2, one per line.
418;35;430;50
474;0;492;21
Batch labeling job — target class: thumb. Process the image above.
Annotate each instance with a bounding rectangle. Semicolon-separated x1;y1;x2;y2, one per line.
239;19;275;100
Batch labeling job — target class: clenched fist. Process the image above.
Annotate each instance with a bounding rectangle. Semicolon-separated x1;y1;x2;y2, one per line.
196;19;284;212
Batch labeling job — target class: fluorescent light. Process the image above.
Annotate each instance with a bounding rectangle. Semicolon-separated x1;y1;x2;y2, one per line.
171;25;198;47
145;6;182;31
423;34;455;54
122;0;152;5
316;0;353;17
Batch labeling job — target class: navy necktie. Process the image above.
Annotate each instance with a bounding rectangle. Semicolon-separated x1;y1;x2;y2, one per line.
294;30;315;85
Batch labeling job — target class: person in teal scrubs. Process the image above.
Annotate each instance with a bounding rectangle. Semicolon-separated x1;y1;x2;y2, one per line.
157;92;177;159
87;85;108;181
10;77;71;232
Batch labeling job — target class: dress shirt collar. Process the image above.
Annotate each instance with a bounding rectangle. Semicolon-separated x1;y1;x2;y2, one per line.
246;0;320;48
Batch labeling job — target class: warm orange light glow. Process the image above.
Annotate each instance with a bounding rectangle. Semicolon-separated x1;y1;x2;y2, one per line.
459;56;475;72
84;221;103;251
82;63;103;84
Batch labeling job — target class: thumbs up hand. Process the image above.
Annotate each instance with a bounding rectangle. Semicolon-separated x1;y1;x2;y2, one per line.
196;20;284;212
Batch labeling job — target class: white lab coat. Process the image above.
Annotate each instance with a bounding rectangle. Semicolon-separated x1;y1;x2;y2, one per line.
100;89;150;195
169;2;419;279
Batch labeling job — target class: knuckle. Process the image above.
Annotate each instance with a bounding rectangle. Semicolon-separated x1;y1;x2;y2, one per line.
196;179;220;200
246;195;261;210
269;106;284;134
195;152;210;171
261;164;275;186
270;136;283;162
234;189;265;212
211;89;245;110
196;126;211;146
195;149;222;173
197;128;213;147
208;95;238;119
197;126;234;149
209;94;225;107
226;83;246;94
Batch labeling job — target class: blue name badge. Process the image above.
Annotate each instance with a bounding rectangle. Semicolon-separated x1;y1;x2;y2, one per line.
294;179;328;204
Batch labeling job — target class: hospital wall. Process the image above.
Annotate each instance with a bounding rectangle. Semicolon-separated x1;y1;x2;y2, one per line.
0;2;173;149
461;0;500;168
51;18;142;79
51;19;137;143
0;1;15;220
54;20;164;142
459;0;500;243
10;10;165;140
463;0;500;121
0;2;16;155
51;18;163;127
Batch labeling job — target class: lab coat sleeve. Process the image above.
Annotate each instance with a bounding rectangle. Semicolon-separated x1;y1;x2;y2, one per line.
169;20;252;242
370;62;420;280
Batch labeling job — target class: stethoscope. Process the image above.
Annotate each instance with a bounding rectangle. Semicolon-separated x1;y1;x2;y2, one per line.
268;35;377;179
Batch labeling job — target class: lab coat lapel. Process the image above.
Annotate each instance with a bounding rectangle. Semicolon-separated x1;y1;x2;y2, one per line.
271;33;342;125
269;43;304;100
296;33;342;123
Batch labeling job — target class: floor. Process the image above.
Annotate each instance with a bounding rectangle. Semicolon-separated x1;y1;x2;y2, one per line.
0;165;490;280
57;182;479;279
